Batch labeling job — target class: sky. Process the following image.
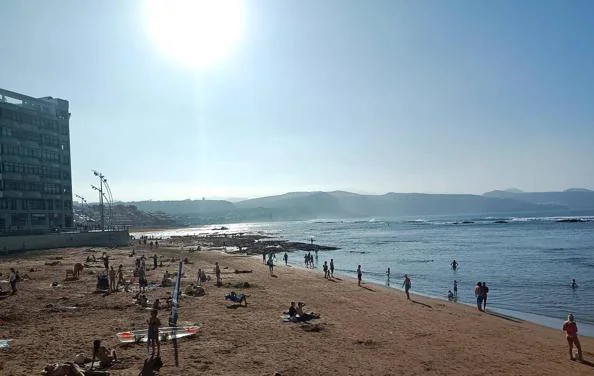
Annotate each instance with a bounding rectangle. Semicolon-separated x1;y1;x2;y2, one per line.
1;0;593;201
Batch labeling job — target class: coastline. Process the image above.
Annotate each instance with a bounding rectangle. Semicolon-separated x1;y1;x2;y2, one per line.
1;245;592;375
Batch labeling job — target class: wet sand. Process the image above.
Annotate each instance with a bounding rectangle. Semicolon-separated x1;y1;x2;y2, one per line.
0;245;593;375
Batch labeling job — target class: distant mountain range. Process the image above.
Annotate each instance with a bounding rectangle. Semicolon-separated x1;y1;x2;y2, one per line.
125;189;594;225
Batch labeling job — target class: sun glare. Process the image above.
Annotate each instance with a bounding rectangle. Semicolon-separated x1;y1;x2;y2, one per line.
142;0;244;69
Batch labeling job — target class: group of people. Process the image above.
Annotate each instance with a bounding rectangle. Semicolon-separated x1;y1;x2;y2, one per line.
286;301;319;321
303;252;315;268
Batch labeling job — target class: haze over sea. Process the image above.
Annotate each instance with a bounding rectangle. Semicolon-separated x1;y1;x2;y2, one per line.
135;210;594;336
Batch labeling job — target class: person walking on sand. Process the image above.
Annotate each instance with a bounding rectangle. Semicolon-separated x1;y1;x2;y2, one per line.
402;274;412;300
283;252;288;266
453;280;458;297
481;282;489;311
109;266;117;292
475;282;484;311
562;313;583;362
262;252;267;265
357;265;362;286
9;268;17;295
147;309;161;357
215;262;222;286
330;259;335;278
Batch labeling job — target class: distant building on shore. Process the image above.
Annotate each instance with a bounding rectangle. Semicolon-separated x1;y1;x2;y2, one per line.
0;88;73;234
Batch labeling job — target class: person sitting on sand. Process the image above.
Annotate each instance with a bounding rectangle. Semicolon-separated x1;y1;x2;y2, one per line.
562;313;583;362
288;301;297;317
295;302;319;321
147;309;161;357
448;290;454;300
90;339;117;369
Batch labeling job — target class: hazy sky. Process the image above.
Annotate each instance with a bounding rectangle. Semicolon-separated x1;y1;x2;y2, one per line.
1;1;593;201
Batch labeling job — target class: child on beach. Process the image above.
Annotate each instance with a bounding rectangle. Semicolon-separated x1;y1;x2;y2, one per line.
402;274;411;300
562;313;583;362
357;265;362;286
147;309;161;357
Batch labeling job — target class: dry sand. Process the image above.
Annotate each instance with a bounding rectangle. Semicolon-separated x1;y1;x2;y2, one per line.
0;244;593;376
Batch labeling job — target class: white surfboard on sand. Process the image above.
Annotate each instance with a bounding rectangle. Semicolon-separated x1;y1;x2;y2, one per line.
116;325;200;343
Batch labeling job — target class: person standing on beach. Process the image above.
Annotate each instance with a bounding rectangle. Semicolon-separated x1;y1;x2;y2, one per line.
481;282;489;311
402;274;411;300
215;262;222;286
562;313;583;362
108;266;117;292
117;264;125;287
103;253;109;270
153;254;158;270
9;268;17;295
323;261;329;279
357;265;362;286
475;282;484;311
147;309;161;357
330;259;335;278
453;280;458;297
262;252;267;265
283;252;288;266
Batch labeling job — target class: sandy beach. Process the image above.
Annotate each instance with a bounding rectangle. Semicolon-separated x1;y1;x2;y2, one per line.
1;243;593;376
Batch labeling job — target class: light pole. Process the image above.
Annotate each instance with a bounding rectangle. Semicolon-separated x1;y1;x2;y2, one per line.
92;170;107;231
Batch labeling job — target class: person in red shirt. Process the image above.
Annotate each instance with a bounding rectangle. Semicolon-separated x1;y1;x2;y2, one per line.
562;313;583;362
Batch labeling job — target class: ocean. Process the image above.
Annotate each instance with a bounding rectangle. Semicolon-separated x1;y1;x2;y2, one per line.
134;211;594;336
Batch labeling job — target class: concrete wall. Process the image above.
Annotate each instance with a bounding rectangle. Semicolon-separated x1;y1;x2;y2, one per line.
0;230;130;253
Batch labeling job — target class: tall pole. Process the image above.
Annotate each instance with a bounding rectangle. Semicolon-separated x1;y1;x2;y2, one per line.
93;170;106;231
99;177;104;231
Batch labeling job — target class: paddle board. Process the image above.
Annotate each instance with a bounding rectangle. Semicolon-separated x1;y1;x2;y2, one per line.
116;325;200;344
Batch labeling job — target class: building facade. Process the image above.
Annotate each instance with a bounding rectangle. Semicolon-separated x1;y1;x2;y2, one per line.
0;88;73;233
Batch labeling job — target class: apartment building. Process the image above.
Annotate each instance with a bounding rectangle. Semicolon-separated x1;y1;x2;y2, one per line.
0;88;73;233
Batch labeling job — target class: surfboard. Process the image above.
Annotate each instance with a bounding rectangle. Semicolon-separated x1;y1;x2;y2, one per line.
116;325;200;344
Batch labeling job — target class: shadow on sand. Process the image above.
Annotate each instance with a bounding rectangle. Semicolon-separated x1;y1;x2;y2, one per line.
485;311;523;323
411;300;432;309
361;285;375;292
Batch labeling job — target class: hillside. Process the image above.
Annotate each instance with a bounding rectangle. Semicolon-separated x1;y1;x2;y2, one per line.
483;189;594;210
113;190;581;225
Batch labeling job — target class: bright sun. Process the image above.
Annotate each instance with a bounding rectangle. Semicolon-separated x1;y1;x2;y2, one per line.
142;0;244;69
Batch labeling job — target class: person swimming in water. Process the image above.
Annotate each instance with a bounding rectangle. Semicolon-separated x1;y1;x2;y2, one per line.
571;279;578;289
451;260;458;270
